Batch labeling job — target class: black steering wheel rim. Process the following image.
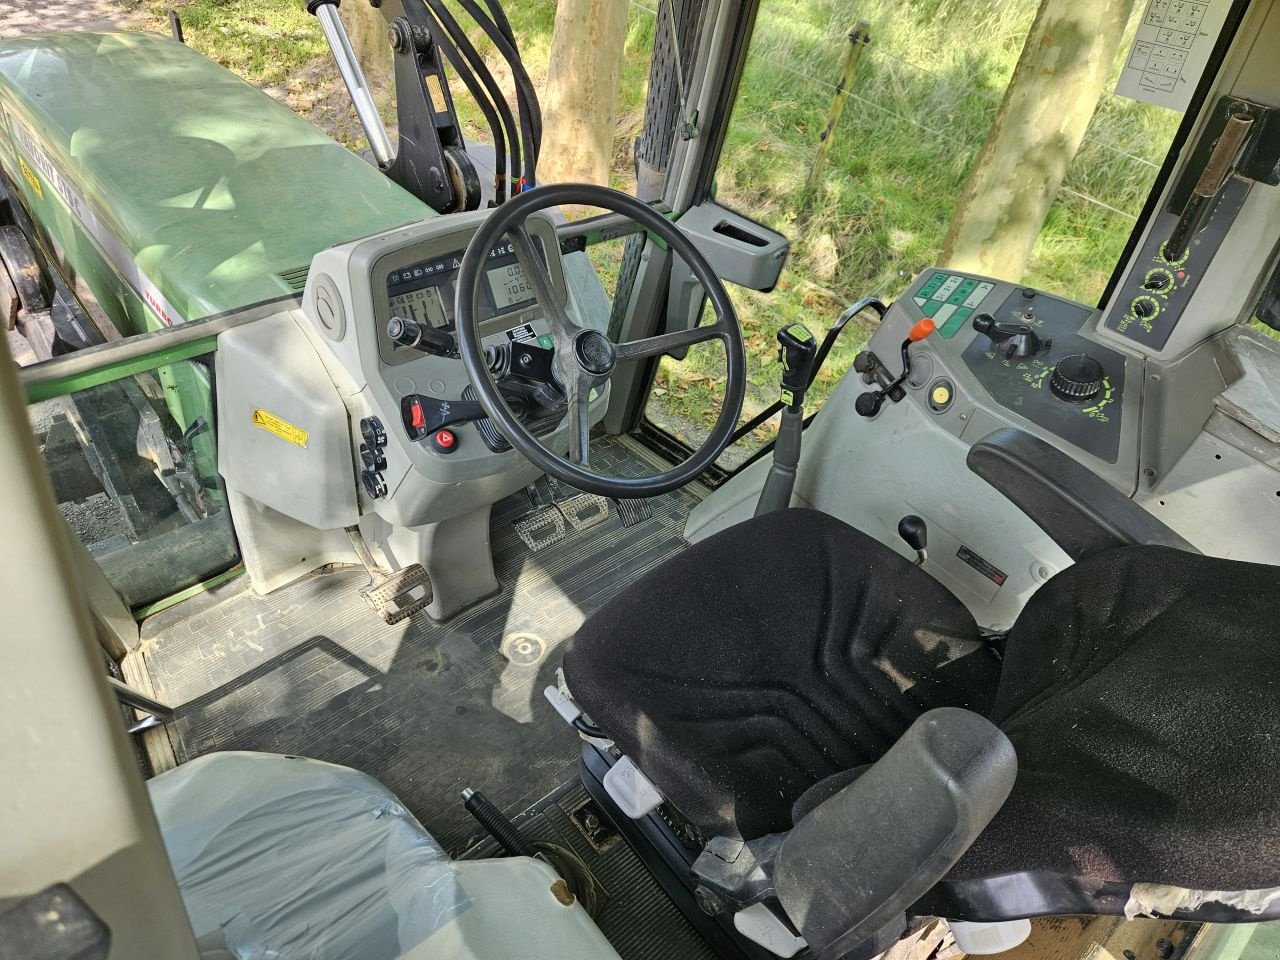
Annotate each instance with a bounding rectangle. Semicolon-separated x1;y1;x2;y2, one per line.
454;183;745;498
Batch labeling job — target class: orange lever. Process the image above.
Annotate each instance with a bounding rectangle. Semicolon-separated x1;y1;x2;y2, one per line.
908;318;936;342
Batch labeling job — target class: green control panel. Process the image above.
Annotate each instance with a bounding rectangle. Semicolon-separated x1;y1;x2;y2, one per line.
911;271;998;338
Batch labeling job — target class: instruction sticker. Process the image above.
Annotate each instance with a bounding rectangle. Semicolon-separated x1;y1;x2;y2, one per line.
252;409;309;447
17;157;42;199
1116;0;1231;112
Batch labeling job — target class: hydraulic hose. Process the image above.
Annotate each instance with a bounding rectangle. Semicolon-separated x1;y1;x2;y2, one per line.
418;4;510;203
456;0;542;185
423;0;521;201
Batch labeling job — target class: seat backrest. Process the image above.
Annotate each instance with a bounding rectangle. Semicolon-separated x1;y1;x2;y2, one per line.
947;545;1280;894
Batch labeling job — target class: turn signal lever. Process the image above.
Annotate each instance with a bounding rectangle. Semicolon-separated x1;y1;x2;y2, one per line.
388;316;457;357
855;318;935;418
756;323;818;516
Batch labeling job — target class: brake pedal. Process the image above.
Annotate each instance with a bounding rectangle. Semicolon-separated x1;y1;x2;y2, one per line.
612;498;652;527
514;507;566;551
360;565;432;624
558;493;610;532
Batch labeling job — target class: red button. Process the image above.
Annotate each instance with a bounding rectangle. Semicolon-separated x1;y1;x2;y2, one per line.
410;401;425;430
435;429;455;448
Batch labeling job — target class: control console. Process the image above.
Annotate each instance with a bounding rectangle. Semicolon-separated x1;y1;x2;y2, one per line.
859;267;1140;486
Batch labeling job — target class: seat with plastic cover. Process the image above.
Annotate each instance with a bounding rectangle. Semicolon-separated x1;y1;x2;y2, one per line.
147;752;620;960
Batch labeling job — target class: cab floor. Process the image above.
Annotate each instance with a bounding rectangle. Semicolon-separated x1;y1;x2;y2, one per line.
141;436;698;851
139;435;711;957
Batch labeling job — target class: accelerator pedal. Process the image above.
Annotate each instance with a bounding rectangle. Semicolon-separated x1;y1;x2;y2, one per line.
345;527;432;624
612;498;653;527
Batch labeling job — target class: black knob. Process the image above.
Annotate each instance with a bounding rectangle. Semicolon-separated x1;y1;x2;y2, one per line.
387;315;422;346
360;416;387;449
361;469;388;500
1050;354;1105;403
897;515;928;552
972;314;1048;359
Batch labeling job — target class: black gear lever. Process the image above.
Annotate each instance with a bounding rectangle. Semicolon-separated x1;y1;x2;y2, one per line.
897;515;928;566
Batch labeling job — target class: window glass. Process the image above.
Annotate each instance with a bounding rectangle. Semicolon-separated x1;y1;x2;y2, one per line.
645;0;1182;465
30;355;237;607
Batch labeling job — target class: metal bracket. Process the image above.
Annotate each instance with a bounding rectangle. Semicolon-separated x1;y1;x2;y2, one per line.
383;11;479;213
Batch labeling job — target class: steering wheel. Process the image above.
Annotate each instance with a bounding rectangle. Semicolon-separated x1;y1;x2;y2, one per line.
454;183;745;498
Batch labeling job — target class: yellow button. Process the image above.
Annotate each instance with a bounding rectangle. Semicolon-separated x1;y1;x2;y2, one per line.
931;384;952;406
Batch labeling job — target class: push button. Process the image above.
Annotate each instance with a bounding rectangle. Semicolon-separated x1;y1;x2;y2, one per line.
431;429;458;454
927;378;954;413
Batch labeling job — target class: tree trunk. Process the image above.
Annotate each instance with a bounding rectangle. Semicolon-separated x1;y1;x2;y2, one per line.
940;0;1136;280
539;0;631;186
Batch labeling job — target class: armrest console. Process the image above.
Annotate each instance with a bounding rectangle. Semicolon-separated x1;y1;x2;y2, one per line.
772;709;1016;960
966;428;1198;560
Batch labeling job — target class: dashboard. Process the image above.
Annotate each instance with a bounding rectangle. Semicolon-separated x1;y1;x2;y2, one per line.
293;209;611;530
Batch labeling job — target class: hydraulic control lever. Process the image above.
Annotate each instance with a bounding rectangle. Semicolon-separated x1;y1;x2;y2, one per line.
1163;106;1255;263
757;323;819;516
971;311;1049;359
855;318;935;418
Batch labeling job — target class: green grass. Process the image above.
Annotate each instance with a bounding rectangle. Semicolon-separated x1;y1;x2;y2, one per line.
136;0;1182;451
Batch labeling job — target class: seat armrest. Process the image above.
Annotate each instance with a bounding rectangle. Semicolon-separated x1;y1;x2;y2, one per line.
966;428;1198;561
773;709;1015;960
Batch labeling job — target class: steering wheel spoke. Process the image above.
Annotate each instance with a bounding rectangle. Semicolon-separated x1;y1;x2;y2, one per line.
564;372;593;467
510;225;578;340
615;323;725;362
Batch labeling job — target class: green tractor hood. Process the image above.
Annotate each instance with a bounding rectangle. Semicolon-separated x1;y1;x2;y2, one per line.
0;30;431;335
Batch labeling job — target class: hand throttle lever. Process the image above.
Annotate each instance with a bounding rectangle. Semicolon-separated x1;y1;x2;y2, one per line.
856;318;935;418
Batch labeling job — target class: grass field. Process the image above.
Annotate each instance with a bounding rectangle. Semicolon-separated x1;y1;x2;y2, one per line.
139;0;1181;450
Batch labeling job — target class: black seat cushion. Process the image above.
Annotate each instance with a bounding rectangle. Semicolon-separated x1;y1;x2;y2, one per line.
950;544;1280;889
562;508;1002;839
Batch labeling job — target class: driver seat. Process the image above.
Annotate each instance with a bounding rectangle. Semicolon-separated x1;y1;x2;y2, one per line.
560;429;1280;957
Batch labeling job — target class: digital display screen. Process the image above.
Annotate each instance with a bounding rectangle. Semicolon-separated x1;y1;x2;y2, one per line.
384;237;544;333
387;285;448;330
487;261;536;311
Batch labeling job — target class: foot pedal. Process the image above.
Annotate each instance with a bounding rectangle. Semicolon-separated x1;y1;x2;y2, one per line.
612;498;652;527
514;507;566;551
558;493;610;532
360;564;432;624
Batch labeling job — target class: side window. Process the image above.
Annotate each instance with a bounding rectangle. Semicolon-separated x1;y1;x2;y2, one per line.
29;354;237;609
646;1;1182;465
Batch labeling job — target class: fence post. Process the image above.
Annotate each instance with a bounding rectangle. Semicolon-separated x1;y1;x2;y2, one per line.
805;20;871;194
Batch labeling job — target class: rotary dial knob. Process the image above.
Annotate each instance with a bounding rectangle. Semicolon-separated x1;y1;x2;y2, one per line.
1050;354;1105;403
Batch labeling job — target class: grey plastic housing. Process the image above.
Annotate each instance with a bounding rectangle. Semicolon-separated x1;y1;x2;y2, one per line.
967;428;1199;560
666;201;790;358
773;708;1016;960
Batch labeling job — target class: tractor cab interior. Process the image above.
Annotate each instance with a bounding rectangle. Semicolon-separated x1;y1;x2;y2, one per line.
4;1;1280;959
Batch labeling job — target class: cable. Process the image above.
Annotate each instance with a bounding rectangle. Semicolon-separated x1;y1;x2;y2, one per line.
423;0;518;202
457;0;542;183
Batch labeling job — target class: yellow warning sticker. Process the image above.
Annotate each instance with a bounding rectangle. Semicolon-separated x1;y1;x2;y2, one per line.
18;156;42;199
252;409;308;447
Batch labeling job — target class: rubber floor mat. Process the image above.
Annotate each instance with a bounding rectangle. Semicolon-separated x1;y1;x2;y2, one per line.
141;436;701;856
462;779;716;960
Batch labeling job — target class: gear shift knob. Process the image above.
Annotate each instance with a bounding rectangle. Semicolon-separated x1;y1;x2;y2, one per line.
897;515;928;566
